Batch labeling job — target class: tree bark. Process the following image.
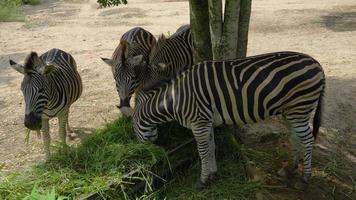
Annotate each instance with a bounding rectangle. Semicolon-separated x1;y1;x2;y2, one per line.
221;0;240;60
208;0;223;59
237;0;252;58
189;0;213;63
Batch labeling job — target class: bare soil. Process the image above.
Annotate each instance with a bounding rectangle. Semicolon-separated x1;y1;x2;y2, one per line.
0;0;355;197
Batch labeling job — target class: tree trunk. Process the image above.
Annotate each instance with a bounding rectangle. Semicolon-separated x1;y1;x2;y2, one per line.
208;0;241;60
237;0;252;58
189;0;212;64
221;0;240;59
208;0;223;59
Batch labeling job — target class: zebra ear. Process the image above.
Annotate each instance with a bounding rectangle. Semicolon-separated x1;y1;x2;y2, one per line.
101;57;115;67
9;59;25;74
129;55;144;66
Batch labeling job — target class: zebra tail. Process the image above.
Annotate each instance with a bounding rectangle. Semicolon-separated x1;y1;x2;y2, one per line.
312;86;324;140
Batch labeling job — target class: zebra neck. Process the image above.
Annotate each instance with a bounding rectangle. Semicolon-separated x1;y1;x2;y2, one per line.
136;83;175;125
43;76;65;115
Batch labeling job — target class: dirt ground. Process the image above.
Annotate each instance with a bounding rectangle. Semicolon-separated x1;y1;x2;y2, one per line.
0;0;355;183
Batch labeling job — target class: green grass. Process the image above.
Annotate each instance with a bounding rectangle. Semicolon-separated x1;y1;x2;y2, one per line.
1;117;355;199
163;160;264;200
0;117;167;199
0;0;23;22
23;187;69;200
0;0;43;22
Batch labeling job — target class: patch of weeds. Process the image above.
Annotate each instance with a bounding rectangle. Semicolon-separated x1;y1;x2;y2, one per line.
0;0;24;22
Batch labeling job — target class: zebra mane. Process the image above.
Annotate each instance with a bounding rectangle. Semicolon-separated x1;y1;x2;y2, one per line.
141;66;188;93
141;76;172;93
113;40;143;64
112;40;128;62
149;34;168;61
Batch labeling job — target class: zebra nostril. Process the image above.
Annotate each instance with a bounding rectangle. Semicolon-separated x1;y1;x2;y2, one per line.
119;98;130;108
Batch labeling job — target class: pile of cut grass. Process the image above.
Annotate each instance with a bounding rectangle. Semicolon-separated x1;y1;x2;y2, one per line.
0;117;167;199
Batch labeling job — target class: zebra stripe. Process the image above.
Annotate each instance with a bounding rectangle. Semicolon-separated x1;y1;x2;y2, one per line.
149;24;193;77
112;27;156;62
132;51;325;187
10;48;82;157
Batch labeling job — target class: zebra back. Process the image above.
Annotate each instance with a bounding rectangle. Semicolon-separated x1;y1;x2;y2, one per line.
40;48;83;117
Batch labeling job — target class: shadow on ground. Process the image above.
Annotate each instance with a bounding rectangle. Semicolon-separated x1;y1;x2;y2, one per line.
321;4;356;32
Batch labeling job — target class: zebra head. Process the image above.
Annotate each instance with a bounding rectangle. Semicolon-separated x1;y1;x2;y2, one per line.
9;52;55;130
101;41;145;111
148;34;173;77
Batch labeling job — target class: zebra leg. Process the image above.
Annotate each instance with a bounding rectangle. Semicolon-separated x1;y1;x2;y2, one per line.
285;116;314;190
278;119;301;179
36;130;41;139
41;118;51;158
192;123;216;190
289;129;302;172
65;108;75;140
208;126;217;180
66;113;72;133
58;111;68;144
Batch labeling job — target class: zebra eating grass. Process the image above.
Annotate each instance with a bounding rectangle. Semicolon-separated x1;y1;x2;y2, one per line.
101;27;156;115
126;51;325;190
101;26;193;117
9;48;82;158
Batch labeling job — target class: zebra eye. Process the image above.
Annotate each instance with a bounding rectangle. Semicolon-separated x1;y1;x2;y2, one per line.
38;88;44;93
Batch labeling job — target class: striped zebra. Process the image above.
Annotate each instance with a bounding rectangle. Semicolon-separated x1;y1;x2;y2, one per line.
101;27;156;111
128;51;325;189
9;48;83;157
148;24;193;78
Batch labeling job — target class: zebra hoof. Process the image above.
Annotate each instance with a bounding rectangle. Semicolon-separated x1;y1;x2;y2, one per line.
68;134;75;141
196;180;209;191
277;167;297;179
294;178;309;191
208;172;217;182
277;168;288;178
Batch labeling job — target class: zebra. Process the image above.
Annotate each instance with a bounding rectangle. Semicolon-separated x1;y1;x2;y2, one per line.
148;24;193;77
128;51;325;190
9;48;83;158
101;27;156;112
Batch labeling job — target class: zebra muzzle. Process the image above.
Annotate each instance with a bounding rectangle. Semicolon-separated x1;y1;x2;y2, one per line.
118;98;130;109
24;112;42;130
119;106;133;117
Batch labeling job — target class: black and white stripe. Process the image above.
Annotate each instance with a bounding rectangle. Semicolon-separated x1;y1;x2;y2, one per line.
131;51;325;187
10;48;82;157
101;27;156;110
149;24;193;77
